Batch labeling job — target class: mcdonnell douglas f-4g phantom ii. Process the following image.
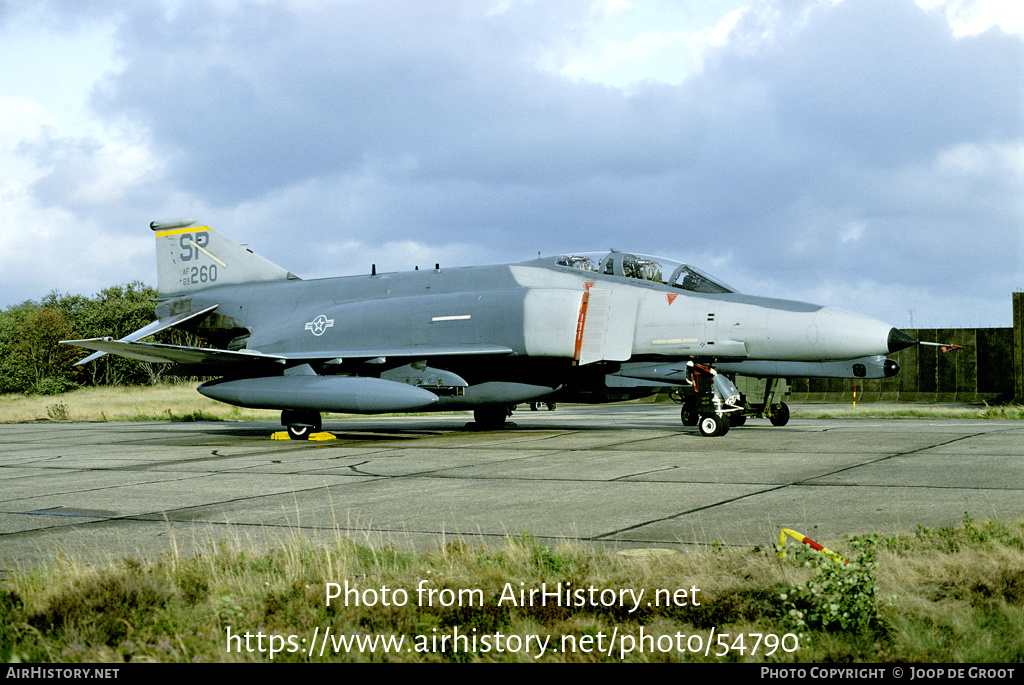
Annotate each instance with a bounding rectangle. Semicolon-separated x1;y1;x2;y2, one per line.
63;219;921;438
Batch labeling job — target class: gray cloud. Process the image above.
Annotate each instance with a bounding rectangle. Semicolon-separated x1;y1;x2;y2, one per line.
3;0;1021;328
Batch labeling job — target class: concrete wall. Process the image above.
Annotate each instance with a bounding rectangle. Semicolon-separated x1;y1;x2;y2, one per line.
790;292;1022;404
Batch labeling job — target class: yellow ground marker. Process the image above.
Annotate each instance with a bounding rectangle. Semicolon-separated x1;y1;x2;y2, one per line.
778;528;847;564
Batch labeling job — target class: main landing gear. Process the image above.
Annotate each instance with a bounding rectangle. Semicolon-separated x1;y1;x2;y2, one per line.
280;405;521;438
473;405;512;430
768;400;790;427
733;376;791;427
282;409;322;440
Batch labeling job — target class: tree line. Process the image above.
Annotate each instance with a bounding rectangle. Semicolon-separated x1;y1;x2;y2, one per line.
0;283;200;395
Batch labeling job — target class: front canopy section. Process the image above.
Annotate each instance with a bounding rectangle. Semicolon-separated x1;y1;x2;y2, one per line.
551;250;738;294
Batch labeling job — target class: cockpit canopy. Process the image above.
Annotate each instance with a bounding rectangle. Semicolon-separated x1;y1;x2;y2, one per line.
553;250;737;294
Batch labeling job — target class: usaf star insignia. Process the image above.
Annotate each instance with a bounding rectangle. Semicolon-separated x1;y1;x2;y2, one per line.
304;314;334;336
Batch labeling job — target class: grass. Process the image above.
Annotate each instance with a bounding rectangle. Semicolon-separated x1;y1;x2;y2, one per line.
1;383;1020;424
789;404;1024;421
0;383;277;424
1;386;1020;662
1;515;1022;662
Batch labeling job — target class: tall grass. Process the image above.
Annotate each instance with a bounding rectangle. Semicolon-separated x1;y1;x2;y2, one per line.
0;382;276;424
792;404;1024;420
2;516;1022;662
2;383;1021;424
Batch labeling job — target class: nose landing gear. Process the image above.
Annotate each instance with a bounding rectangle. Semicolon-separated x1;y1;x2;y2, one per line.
685;362;743;438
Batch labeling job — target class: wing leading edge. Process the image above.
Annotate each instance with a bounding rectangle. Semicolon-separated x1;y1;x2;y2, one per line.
62;336;515;367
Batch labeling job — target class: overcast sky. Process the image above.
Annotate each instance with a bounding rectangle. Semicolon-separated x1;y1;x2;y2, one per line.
1;0;1021;329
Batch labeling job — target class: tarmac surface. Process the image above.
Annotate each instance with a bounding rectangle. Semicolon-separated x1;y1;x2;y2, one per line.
1;404;1022;570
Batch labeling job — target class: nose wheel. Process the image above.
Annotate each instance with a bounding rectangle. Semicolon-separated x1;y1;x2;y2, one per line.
680;398;698;426
698;413;730;437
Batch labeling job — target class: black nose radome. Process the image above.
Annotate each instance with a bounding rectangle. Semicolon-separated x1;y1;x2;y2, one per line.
888;328;917;353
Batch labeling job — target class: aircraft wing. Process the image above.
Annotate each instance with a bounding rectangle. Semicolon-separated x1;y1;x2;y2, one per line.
61;338;515;367
70;304;220;366
61;338;284;366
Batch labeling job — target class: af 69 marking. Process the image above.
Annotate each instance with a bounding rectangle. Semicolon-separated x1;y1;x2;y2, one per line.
181;264;218;286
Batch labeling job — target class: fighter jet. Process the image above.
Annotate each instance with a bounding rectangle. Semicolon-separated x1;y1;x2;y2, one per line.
62;219;918;438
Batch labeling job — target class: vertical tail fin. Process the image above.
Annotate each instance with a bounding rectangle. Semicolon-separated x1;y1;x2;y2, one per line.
150;218;298;297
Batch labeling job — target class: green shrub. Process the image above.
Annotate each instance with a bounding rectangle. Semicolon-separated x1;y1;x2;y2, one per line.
31;378;80;396
779;534;884;634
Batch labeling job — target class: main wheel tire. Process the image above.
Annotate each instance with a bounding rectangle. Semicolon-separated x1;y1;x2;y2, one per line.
769;402;790;427
474;406;508;430
282;410;321;440
287;424;312;440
